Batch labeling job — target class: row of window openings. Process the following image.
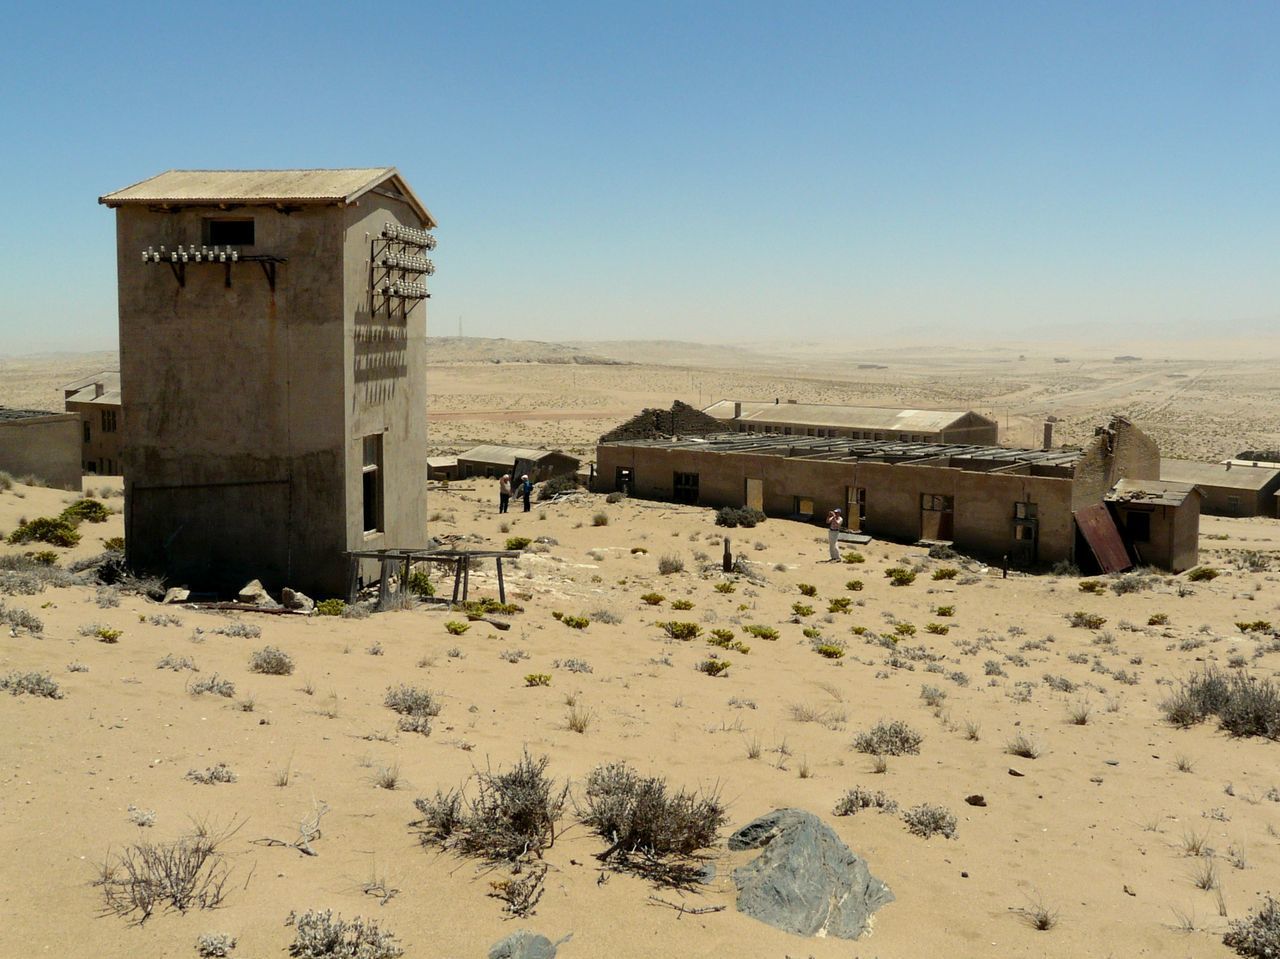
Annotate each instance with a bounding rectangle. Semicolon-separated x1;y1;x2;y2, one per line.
84;411;117;442
741;424;930;442
85;459;117;475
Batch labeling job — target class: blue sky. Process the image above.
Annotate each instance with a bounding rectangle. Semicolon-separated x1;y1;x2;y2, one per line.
1;1;1277;352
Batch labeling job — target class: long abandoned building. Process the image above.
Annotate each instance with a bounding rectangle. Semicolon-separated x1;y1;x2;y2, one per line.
597;415;1198;572
703;400;999;445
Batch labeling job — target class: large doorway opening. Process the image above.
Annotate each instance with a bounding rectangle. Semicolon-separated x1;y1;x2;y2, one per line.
920;493;954;540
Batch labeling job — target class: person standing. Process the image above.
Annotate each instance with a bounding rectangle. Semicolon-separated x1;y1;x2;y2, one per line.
498;474;512;514
826;508;843;561
520;474;533;512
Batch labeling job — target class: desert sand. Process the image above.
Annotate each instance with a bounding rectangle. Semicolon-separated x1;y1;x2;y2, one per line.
2;341;1279;958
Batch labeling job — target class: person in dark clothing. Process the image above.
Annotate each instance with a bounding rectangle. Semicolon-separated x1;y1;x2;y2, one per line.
520;474;533;512
498;474;511;514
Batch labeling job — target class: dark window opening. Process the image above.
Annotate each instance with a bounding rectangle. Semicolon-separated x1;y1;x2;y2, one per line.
1124;510;1151;543
204;218;255;246
673;471;699;504
83;421;91;443
362;434;384;534
101;410;117;432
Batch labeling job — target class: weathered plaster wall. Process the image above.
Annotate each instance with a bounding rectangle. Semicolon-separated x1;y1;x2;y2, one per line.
0;415;82;490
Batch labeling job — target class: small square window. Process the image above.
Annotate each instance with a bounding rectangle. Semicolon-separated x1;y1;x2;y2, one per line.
204;218;255;246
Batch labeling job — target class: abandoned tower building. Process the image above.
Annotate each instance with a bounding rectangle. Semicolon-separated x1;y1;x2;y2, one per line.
100;168;436;596
597;415;1198;573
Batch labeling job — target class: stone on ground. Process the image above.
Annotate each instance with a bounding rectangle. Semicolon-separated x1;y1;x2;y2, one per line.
487;930;558;959
728;807;893;939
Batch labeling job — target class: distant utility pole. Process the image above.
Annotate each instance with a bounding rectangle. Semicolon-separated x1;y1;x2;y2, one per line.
457;315;462;338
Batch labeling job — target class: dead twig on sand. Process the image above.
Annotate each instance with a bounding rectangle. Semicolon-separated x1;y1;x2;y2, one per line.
251;799;328;856
647;896;726;917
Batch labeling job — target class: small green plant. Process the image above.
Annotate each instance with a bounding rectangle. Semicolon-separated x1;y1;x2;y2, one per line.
670;599;694;610
792;602;814;617
828;597;852;614
592;512;609;527
802;626;823;639
797;583;817;597
505;536;532;551
315;599;346;616
925;622;949;635
1236;620;1272;634
445;621;470;635
894;622;916;637
744;624;779;640
561;615;589;629
697;658;731;676
709;628;735;642
95;626;123;643
60;499;111;524
406;570;434;597
1078;580;1105;594
7;516;80;547
1067;611;1106;629
714;581;736;594
931;567;958;581
659;621;702;640
842;551;865;564
885;567;916;586
1186;566;1218;582
640;592;665;606
934;605;955;617
1147;612;1169;626
525;673;551;687
814;642;846;659
845;579;864;591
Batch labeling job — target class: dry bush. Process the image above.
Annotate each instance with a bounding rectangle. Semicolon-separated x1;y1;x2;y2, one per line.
0;670;62;698
657;554;684;575
580;761;726;882
1225;895;1280;957
384;685;441;735
412;751;566;862
1162;668;1280;739
902;803;957;839
96;820;239;923
832;786;898;817
853;719;922;756
285;909;403;958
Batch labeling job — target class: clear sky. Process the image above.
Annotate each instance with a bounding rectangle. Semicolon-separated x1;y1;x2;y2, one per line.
1;1;1277;352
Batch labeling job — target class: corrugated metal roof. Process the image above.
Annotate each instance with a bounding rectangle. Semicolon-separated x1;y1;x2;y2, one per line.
100;168;436;227
1106;478;1200;507
427;456;458;468
61;370;119;393
703;400;981;433
66;387;121;406
0;408;64;422
458;445;576;465
1162;459;1280;491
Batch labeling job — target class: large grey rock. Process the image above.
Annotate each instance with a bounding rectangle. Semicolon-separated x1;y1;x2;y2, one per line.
487;930;558;959
236;579;279;608
729;808;893;939
281;588;314;613
162;587;189;605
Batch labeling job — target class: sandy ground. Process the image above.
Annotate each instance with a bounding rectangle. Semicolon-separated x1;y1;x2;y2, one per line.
2;474;1279;958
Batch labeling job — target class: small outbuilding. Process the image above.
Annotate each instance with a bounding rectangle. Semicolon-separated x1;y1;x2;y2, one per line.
0;409;83;490
426;456;459;481
1105;479;1201;573
455;445;579;482
1160;459;1280;517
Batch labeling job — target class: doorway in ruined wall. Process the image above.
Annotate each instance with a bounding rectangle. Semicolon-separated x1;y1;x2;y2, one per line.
615;467;633;495
673;471;699;504
1012;501;1038;566
920;493;954;540
846;486;866;530
745;478;764;512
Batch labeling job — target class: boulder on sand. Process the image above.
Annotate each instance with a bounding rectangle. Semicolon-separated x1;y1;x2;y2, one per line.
487;930;559;959
281;588;314;613
728;808;893;939
236;579;279;608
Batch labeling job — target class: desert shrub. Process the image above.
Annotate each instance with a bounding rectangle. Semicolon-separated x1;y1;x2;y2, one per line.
285;909;404;959
1186;566;1219;582
195;933;237;958
444;620;470;635
385;685;441;734
1216;673;1280;739
561;614;589;629
833;787;898;817
213;622;261;639
640;592;665;606
1067;611;1106;629
537;474;580;501
1;601;43;634
854;720;923;756
935;605;956;618
697;658;731;676
0;671;63;698
1224;895;1280;958
189;675;236;698
894;622;917;637
902;803;957;839
1236;620;1273;634
605;491;626;504
714;581;736;594
842;551;865;564
0;471;11;490
7;516;80;547
1148;613;1170;626
670;599;694;610
1043;673;1076;693
844;579;864;592
249;646;294;675
505;536;532;551
1160;667;1233;727
1078;580;1105;594
459;598;523;617
658;554;685;575
802;626;823;639
920;684;947;707
405;570;434;597
61;499;111;524
659;621;701;640
412;750;566;861
186;763;236;785
885;567;916;586
556;657;593;673
715;507;765;528
314;599;346;616
592;512;609;527
103;536;125;551
931;567;958;581
813;641;846;659
1006;731;1043;759
96;827;233;922
794;583;815;598
581;762;726;880
525;673;551;687
925;622;949;635
792;602;814;617
709;628;735;642
156;653;197;672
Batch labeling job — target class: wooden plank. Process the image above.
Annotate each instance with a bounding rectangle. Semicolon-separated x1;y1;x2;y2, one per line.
1074;503;1132;573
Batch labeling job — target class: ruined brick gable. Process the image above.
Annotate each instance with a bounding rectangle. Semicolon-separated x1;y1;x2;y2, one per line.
599;401;724;443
